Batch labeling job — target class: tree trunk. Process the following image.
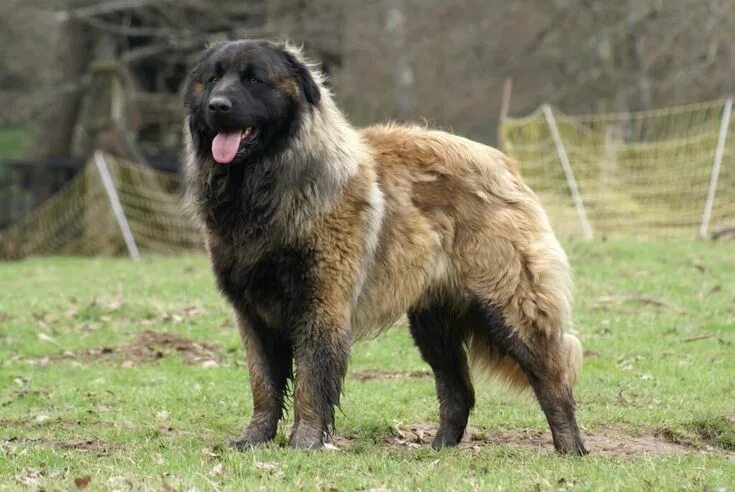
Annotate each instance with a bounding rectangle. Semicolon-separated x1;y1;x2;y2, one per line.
35;15;90;159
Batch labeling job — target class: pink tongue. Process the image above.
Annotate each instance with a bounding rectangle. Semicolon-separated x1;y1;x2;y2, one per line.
212;131;243;164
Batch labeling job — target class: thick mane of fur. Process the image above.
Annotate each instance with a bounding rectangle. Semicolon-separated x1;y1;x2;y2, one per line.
184;45;366;244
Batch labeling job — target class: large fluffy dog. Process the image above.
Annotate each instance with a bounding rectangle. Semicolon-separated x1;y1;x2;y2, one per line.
183;39;587;454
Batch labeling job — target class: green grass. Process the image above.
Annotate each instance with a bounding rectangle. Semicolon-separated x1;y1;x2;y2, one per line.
1;241;734;490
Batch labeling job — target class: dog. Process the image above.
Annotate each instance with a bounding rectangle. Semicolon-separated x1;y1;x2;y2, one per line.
182;39;587;454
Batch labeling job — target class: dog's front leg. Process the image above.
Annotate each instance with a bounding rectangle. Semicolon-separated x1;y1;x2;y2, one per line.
229;311;293;449
289;311;351;449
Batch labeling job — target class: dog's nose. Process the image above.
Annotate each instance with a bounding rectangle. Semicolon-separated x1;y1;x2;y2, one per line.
208;97;232;114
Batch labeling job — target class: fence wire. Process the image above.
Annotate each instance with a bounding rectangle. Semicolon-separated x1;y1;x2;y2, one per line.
0;154;203;259
500;99;735;239
2;99;735;260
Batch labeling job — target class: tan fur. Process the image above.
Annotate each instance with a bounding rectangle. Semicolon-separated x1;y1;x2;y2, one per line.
332;125;577;388
237;45;580;390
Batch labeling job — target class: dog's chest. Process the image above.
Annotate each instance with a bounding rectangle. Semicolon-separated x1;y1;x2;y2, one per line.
210;241;317;328
203;165;283;240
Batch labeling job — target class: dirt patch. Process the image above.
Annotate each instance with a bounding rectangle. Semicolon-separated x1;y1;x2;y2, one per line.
38;330;224;367
354;422;735;458
685;416;735;451
350;370;431;382
4;436;119;454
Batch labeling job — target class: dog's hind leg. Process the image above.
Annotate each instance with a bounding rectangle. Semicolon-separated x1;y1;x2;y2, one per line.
408;301;475;449
467;300;587;455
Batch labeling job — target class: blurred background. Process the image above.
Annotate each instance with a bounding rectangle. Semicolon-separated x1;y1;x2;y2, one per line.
1;0;735;258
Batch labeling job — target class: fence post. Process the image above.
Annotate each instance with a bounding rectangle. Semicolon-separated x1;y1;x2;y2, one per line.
542;104;594;240
497;77;513;151
93;151;141;260
699;96;732;239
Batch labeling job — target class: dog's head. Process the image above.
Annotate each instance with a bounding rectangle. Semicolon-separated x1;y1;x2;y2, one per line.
184;39;321;165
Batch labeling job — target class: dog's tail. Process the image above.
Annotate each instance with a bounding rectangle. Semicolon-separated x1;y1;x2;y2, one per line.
561;332;583;386
468;332;583;390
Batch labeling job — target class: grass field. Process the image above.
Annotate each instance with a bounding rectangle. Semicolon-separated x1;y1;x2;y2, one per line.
1;241;734;490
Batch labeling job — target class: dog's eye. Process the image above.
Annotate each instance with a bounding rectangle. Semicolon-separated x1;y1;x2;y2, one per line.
248;77;259;84
207;76;219;84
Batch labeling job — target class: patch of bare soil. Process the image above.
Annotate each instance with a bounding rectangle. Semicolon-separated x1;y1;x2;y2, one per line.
4;436;119;454
38;330;223;367
359;422;735;458
350;370;431;382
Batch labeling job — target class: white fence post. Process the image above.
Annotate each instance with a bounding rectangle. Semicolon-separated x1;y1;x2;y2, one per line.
699;96;732;239
542;104;594;240
497;77;513;151
94;151;141;260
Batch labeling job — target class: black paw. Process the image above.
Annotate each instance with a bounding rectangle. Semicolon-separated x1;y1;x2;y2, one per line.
431;426;464;450
227;428;274;450
289;427;325;449
554;440;589;456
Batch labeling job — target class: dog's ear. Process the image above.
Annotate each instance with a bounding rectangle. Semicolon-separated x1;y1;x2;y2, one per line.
282;49;321;106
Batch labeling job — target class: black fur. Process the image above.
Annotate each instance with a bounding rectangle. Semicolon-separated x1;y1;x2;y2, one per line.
408;302;476;449
184;40;345;449
410;298;586;454
282;49;321;105
184;40;317;168
228;311;293;449
210;243;317;323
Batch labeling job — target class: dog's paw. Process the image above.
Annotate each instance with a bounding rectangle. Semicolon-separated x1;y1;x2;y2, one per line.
431;427;463;450
553;434;589;456
555;443;589;456
227;428;274;450
228;436;264;450
289;427;325;450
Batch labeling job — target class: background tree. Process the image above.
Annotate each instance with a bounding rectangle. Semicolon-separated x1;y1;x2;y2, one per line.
1;0;735;161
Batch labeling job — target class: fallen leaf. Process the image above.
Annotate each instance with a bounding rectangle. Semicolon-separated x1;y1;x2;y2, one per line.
323;442;340;451
201;448;219;461
255;461;284;478
38;333;57;344
160;473;181;491
74;475;91;490
255;462;280;472
105;287;124;312
16;468;43;487
13;376;28;387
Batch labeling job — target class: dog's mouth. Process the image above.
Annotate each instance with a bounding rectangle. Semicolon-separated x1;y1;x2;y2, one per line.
211;127;258;164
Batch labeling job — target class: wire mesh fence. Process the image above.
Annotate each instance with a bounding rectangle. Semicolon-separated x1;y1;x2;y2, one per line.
0;154;202;260
2;98;734;260
500;99;735;240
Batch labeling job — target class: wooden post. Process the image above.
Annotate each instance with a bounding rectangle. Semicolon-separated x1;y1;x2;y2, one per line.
542;104;594;240
497;77;513;150
699;96;732;239
94;151;141;260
